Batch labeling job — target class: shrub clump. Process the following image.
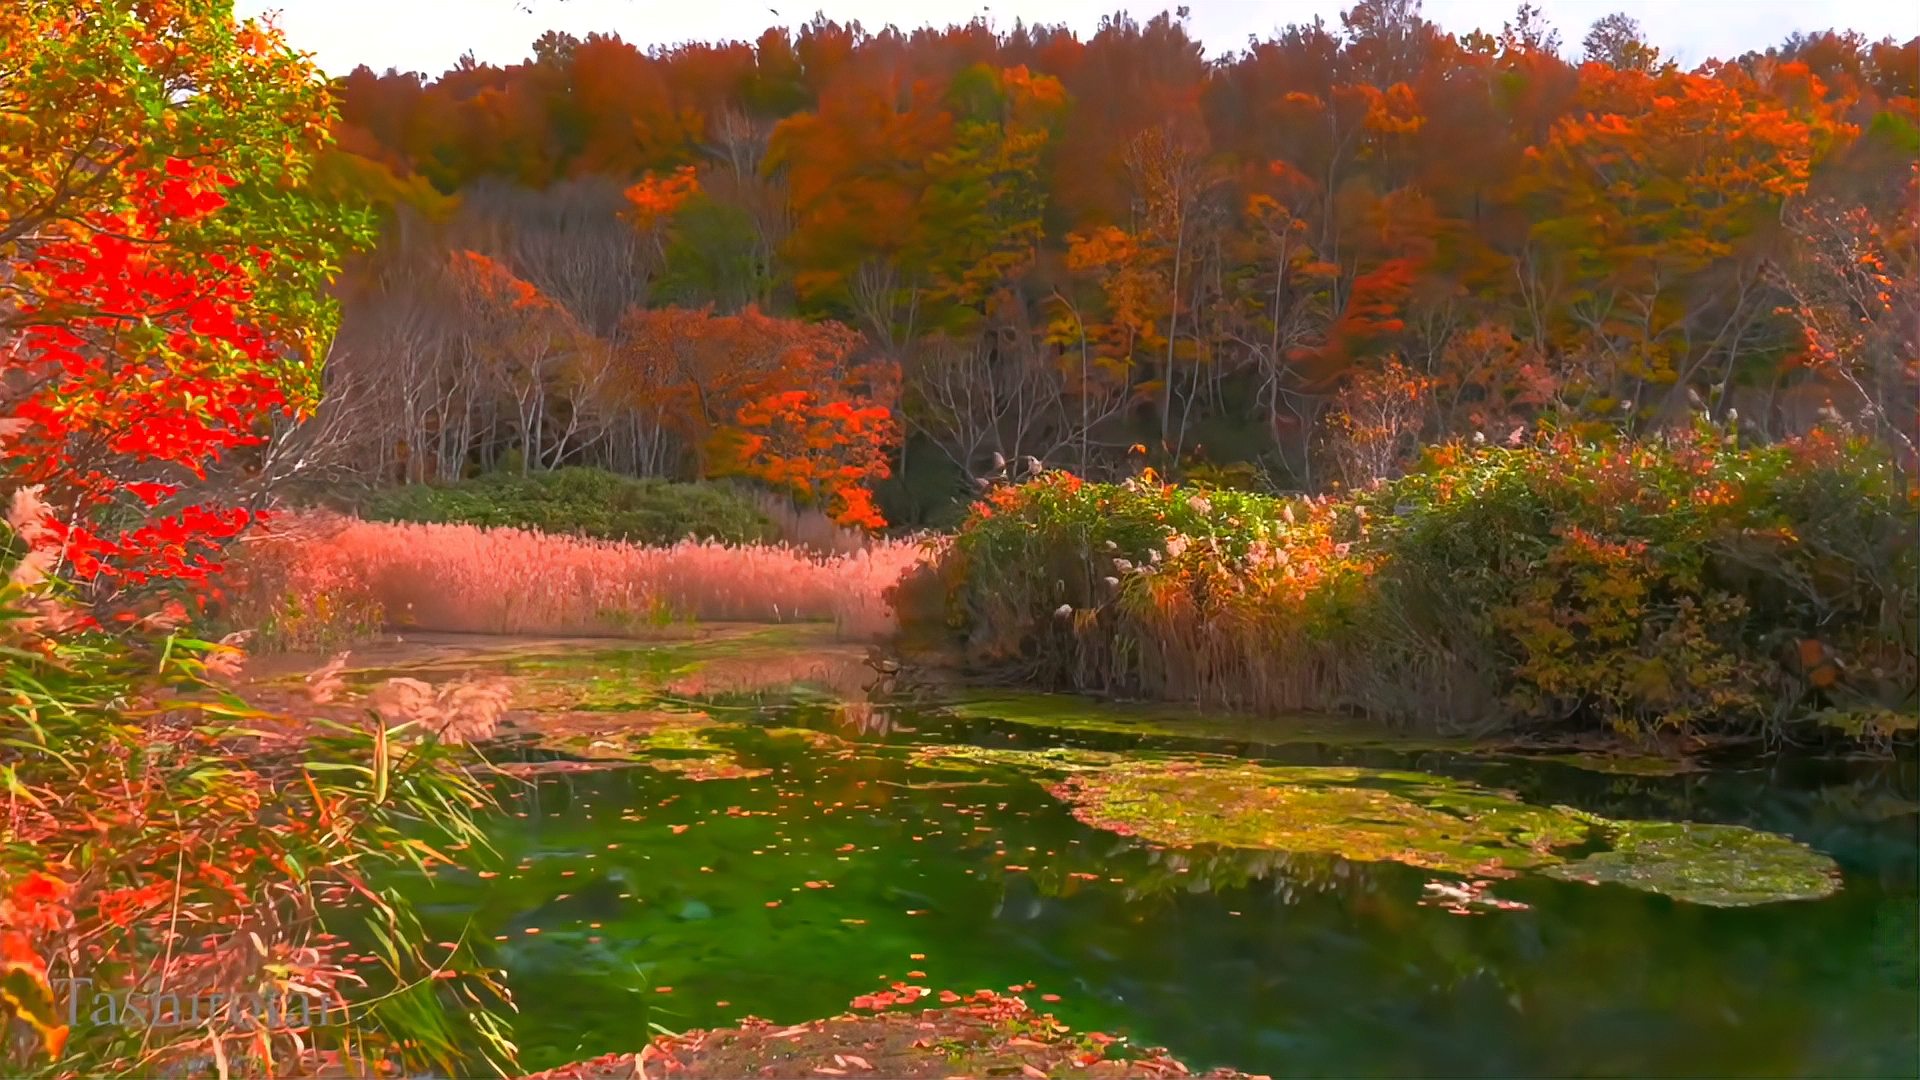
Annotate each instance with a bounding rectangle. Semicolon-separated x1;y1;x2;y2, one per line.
354;468;780;546
917;424;1918;742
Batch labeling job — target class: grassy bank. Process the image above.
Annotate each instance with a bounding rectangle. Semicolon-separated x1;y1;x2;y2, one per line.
349;468;781;546
902;424;1917;743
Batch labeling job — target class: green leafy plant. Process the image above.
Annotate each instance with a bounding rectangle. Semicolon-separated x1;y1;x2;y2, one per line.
353;468;780;546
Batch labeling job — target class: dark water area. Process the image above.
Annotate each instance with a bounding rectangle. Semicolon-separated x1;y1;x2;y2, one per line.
382;698;1919;1077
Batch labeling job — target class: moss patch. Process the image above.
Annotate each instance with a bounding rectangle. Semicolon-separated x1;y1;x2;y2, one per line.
257;626;881;780
1045;760;1843;906
1504;750;1699;777
760;726;854;751
499;710;770;782
1050;762;1589;877
1541;821;1842;907
1812;706;1919;739
909;744;1128;775
942;693;1702;775
940;691;1381;744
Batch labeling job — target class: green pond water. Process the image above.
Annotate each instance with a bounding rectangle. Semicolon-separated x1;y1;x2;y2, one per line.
367;641;1919;1077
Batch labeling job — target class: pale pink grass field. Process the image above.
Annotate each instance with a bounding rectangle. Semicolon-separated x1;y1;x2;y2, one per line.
227;511;936;646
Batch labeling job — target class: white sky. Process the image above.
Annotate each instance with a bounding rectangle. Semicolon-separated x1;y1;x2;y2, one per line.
238;0;1920;76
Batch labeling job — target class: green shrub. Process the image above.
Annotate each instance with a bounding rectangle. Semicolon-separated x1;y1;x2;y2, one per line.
917;425;1919;743
932;470;1359;709
1355;425;1917;738
354;468;779;545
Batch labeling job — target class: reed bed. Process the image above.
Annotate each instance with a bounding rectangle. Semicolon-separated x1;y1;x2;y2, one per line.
223;511;931;649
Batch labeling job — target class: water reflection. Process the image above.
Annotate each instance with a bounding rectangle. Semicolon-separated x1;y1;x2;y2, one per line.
829;701;907;737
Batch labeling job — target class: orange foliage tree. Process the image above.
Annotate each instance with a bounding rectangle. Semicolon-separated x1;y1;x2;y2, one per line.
1518;61;1852;419
720;358;901;529
2;3;509;1076
2;0;367;598
617;306;901;525
1324;356;1434;486
447;249;606;472
1769;162;1919;471
623;163;701;281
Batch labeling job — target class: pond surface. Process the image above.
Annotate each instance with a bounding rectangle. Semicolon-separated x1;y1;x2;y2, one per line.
364;635;1919;1077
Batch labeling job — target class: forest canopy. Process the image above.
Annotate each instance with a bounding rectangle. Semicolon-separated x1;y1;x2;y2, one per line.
311;3;1919;520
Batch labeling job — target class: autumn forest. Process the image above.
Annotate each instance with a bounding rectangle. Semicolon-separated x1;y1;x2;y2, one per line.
309;4;1919;522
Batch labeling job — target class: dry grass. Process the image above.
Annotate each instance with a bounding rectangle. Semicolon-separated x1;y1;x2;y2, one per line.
744;486;876;556
222;511;929;649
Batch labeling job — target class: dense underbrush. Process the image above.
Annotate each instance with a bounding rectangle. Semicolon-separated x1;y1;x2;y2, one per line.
347;467;780;546
902;424;1918;743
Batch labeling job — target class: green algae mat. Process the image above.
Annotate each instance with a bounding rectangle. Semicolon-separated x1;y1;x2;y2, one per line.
1040;760;1839;903
309;633;1916;1077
